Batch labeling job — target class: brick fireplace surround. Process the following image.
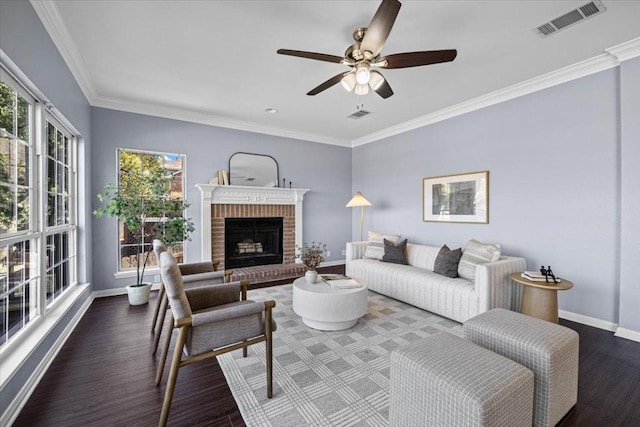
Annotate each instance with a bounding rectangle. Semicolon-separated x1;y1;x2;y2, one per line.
196;184;309;271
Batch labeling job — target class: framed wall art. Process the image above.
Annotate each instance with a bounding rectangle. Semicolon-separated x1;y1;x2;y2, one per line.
423;171;489;223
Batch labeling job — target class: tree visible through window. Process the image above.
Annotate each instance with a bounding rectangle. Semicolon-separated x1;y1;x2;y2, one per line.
116;150;187;272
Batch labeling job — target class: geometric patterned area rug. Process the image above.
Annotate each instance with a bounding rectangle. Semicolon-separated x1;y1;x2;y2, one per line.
217;284;462;426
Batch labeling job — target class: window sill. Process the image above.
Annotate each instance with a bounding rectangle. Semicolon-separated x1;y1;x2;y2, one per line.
113;268;160;281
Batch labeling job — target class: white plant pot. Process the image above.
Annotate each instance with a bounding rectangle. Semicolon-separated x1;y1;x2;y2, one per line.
126;283;152;305
305;270;318;284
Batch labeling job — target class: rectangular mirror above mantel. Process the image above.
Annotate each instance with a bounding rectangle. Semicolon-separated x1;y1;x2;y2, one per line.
196;184;309;269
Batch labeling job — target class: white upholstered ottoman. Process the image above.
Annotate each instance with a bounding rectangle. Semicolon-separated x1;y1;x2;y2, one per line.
463;308;579;427
389;332;534;427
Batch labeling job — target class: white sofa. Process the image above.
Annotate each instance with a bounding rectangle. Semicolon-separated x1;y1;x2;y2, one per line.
346;241;526;323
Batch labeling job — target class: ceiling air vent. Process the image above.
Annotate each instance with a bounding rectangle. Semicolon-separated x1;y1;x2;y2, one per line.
347;110;372;119
535;1;606;37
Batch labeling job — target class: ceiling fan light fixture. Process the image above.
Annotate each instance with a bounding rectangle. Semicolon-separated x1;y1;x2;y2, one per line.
355;64;371;85
368;71;384;90
341;73;357;92
355;83;370;96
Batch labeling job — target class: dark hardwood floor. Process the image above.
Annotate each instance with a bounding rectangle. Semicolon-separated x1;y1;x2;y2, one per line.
13;284;640;426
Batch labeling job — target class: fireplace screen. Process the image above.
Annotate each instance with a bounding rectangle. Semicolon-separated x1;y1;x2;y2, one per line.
224;217;283;268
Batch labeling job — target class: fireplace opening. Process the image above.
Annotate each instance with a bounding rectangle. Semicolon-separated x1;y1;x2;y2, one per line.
225;217;283;269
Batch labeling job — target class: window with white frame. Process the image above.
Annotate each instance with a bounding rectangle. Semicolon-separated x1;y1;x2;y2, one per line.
0;69;77;349
117;149;185;272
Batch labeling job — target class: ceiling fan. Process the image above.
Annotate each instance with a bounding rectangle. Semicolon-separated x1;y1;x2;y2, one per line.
277;0;457;99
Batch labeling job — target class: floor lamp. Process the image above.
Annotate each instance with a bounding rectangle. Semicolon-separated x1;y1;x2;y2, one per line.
346;191;372;242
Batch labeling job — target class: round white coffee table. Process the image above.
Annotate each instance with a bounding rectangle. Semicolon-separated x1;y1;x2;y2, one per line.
292;277;368;331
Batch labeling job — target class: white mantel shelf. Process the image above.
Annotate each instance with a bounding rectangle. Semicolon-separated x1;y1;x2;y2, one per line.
196;184;309;205
195;184;309;262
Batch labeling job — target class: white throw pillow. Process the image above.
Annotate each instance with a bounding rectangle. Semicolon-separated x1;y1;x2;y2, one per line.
364;231;402;260
457;239;502;281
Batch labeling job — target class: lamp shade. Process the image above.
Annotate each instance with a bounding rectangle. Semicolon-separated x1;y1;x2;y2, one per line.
346;191;372;207
341;73;357;92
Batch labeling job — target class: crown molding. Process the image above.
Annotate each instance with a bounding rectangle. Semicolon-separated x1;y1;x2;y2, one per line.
92;96;351;147
30;0;350;147
605;37;640;62
352;52;619;147
30;0;635;149
30;0;97;103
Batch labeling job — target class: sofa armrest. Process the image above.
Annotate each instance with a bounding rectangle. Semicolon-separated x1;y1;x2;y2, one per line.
475;256;527;313
346;242;367;262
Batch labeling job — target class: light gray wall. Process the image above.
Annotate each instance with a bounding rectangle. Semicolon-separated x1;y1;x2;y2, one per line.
618;57;640;333
353;69;625;325
0;0;93;417
90;107;352;290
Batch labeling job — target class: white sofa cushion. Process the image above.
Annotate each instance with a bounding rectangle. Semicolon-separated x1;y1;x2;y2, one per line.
406;243;441;271
364;231;402;260
348;258;477;322
458;239;502;281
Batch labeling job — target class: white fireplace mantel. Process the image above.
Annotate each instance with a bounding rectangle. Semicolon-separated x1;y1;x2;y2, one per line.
196;184;309;262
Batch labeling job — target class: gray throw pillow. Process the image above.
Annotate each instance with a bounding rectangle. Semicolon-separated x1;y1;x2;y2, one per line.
433;245;463;278
381;238;408;265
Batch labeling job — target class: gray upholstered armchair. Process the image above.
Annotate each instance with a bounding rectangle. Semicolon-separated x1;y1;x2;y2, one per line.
150;239;232;355
157;251;276;427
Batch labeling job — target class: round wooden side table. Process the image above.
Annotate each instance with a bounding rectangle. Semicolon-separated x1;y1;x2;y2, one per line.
509;273;573;323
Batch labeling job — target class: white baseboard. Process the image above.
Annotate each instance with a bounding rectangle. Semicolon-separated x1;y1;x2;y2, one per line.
559;309;618;332
614;327;640;343
1;286;94;427
533;310;640;343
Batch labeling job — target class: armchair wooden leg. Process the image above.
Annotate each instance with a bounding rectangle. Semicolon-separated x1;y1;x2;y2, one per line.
159;327;188;427
155;313;174;385
152;294;169;355
265;303;274;399
151;286;165;333
243;343;248;358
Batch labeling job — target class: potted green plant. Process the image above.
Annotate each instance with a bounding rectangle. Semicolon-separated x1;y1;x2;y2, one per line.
93;152;195;305
296;241;327;284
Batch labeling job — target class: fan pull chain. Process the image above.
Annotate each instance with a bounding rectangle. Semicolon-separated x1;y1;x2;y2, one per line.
356;94;364;111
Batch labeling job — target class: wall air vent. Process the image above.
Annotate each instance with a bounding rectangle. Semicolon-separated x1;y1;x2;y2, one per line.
347;110;372;119
535;1;606;38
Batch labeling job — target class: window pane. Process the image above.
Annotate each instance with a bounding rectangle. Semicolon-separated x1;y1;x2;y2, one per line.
56;130;64;161
17;142;28;186
56;194;64;226
16;187;29;231
63;164;69;196
63;136;69;164
0;81;15;135
0;184;15;234
56;160;64;193
0;246;7;294
0;137;9;182
1;284;31;343
47;123;55;158
1;240;36;344
48;158;56;193
47;192;55;227
17;96;29;141
45;232;71;306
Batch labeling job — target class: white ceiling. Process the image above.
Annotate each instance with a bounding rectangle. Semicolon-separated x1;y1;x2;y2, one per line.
34;0;640;146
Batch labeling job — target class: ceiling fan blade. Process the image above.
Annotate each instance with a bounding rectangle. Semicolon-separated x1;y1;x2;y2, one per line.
360;0;401;58
307;72;351;96
369;70;393;99
277;49;344;64
381;49;458;69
